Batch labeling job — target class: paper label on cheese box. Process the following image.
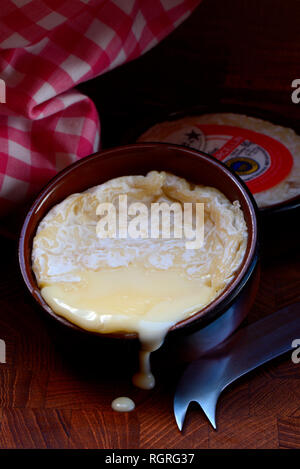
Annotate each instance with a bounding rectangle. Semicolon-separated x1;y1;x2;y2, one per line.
165;124;293;194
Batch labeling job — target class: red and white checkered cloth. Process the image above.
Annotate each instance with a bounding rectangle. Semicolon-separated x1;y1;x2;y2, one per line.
0;0;200;216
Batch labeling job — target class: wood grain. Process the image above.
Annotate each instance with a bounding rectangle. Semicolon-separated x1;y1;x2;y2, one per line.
0;409;71;449
278;417;300;449
0;0;300;449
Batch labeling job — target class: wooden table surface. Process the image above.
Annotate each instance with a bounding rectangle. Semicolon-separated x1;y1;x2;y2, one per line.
1;0;300;450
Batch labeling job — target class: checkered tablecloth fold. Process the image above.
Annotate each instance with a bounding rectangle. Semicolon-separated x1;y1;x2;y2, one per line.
0;0;200;216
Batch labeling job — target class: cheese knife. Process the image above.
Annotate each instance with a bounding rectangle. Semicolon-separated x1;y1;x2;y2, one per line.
174;302;300;431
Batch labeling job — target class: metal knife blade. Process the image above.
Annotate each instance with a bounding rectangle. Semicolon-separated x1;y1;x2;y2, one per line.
174;302;300;431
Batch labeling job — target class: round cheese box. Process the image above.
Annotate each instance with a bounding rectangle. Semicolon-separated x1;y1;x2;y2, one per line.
137;106;300;256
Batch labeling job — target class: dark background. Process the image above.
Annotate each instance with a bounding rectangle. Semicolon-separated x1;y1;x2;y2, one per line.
78;0;300;148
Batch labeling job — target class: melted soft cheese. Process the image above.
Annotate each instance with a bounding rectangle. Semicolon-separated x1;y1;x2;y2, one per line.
32;171;247;389
111;397;135;412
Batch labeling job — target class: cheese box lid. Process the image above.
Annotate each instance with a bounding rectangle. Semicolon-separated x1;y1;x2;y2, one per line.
136;104;300;214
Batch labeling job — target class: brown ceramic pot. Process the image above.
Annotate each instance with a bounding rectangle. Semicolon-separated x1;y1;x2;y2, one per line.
18;143;259;350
